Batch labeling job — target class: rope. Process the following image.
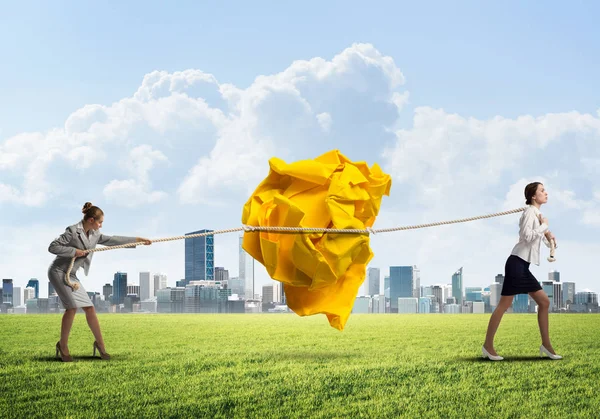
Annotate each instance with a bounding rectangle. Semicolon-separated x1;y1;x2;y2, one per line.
64;207;528;290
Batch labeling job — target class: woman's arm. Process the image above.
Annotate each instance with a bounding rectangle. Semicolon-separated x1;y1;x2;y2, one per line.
519;209;549;243
98;234;152;247
48;227;77;258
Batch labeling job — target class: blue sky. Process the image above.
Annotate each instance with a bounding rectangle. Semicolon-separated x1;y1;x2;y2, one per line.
1;1;599;300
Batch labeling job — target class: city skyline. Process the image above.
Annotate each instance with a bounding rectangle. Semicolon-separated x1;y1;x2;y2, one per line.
4;262;597;303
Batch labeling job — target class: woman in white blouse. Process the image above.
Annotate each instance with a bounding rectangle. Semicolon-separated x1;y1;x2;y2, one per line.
482;182;562;361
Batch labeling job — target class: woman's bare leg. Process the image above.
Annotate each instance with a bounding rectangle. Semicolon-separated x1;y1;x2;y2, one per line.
82;306;106;351
483;295;514;355
60;308;77;355
529;290;556;353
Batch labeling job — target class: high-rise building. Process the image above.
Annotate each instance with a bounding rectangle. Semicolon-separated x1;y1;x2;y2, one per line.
239;236;255;300
452;268;463;305
490;283;502;310
13;287;22;307
153;273;168;295
185;229;214;284
413;267;421;299
127;285;140;296
103;284;113;303
432;285;444;312
48;281;56;297
548;271;560;282
562;282;576;306
495;274;504;285
418;297;431;314
184;283;230;313
513;294;529;313
24;287;35;303
139;272;151;301
389;266;413;313
215;267;229;282
372;295;386;313
272;281;283;304
27;279;39;299
227;276;245;297
384;276;390;299
157;288;185;313
465;287;483;302
553;282;563;311
262;285;274;304
113;272;128;305
541;281;554;310
367;267;381;296
2;279;13;305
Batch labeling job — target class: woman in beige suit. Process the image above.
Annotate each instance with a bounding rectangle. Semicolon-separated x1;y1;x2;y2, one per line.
48;202;152;362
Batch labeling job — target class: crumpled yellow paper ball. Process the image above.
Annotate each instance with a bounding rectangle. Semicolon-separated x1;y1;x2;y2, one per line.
242;150;392;330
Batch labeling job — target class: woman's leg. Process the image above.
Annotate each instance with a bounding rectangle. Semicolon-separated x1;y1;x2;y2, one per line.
483;295;514;355
82;306;106;350
60;308;77;354
528;290;556;353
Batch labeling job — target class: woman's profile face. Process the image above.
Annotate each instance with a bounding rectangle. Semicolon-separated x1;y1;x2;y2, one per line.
533;184;548;204
91;216;104;230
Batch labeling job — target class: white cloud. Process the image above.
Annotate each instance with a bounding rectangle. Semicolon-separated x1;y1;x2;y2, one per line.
103;179;168;207
1;43;599;298
316;112;332;132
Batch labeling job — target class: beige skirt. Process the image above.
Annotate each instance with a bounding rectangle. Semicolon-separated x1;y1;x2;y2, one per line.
47;266;94;309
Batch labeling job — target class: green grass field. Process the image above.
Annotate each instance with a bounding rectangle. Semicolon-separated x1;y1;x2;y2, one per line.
1;313;599;418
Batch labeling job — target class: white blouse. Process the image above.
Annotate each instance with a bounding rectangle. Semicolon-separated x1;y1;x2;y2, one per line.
510;205;552;266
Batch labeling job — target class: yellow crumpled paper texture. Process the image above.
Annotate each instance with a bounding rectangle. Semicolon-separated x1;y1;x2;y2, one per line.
242;149;392;330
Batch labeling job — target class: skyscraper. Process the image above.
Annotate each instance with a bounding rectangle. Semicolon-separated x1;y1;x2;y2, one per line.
48;281;56;297
140;272;151;301
365;267;380;296
24;287;35;303
27;279;39;299
215;267;229;282
495;274;505;285
239;236;254;300
272;280;283;304
185;229;214;284
389;266;413;313
13;287;22;307
563;282;576;306
413;267;421;298
452;268;463;305
262;285;274;304
513;293;529;313
154;273;168;295
113;272;128;305
490;283;502;310
103;284;113;303
548;271;560;282
2;279;13;305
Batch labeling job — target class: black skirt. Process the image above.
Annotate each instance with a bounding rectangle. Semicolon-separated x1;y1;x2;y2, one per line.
501;254;543;296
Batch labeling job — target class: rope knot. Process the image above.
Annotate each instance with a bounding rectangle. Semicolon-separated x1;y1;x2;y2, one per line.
243;225;257;232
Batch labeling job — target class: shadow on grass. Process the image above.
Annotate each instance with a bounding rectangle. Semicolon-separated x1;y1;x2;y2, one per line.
459;356;556;362
34;355;128;362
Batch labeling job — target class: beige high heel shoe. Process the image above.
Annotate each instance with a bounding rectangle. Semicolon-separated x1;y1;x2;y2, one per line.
55;341;73;362
93;341;111;360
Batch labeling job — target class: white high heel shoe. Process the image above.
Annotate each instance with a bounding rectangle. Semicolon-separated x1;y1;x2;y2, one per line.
540;345;562;360
482;346;504;361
